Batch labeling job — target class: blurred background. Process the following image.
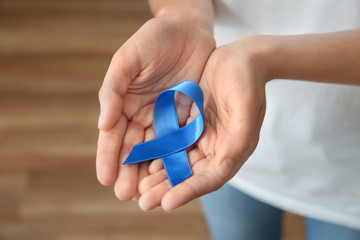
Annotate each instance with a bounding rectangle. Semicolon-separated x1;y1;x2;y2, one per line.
0;0;304;239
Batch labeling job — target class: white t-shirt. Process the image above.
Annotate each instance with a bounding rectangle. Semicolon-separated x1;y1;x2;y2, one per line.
213;0;360;229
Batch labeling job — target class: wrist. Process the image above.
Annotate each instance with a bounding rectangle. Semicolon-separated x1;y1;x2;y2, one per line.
232;35;280;83
154;6;214;35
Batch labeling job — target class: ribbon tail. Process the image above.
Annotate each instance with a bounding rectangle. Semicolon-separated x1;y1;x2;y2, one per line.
162;150;192;187
123;115;203;164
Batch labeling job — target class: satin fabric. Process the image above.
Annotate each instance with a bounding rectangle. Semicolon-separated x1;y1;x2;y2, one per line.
123;81;204;186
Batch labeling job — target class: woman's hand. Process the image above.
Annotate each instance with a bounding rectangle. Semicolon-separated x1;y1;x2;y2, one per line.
136;29;360;211
137;36;271;211
96;11;215;201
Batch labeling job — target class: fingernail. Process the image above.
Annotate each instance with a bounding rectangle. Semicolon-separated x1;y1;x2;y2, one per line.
219;158;234;177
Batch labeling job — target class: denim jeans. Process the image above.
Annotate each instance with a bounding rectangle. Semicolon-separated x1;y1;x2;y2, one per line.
200;184;360;240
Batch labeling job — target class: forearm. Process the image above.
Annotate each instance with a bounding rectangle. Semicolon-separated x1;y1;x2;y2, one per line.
265;30;360;85
148;0;214;34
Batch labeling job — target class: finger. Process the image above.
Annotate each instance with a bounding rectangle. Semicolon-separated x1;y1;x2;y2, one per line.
133;162;149;201
96;115;127;185
142;127;160;176
139;148;209;210
138;179;172;211
98;45;140;131
138;127;155;180
187;147;205;168
213;133;250;179
141;146;206;193
145;125;167;175
138;169;167;195
161;168;221;212
174;91;193;127
160;134;241;212
133;127;154;200
148;159;163;174
213;95;262;179
147;143;202;175
137;115;164;175
186;101;201;125
114;122;144;201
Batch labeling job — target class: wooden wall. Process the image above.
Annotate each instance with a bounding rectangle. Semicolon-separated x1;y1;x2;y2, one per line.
0;0;303;239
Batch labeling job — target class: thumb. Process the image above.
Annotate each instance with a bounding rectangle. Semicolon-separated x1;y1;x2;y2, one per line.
98;47;140;130
214;133;251;180
214;107;261;180
98;85;123;131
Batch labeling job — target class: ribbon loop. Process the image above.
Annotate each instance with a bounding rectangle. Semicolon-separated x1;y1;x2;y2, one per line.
123;81;204;186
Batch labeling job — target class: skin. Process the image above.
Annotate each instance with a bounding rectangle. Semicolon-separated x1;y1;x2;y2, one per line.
137;37;268;211
96;2;215;201
136;32;360;211
97;0;360;211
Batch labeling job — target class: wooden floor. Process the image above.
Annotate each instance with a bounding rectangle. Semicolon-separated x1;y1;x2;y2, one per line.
0;0;304;239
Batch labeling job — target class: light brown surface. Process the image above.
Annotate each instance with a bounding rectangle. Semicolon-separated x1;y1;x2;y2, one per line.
0;0;304;239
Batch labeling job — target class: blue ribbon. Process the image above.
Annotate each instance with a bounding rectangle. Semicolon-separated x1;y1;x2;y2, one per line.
123;81;204;187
